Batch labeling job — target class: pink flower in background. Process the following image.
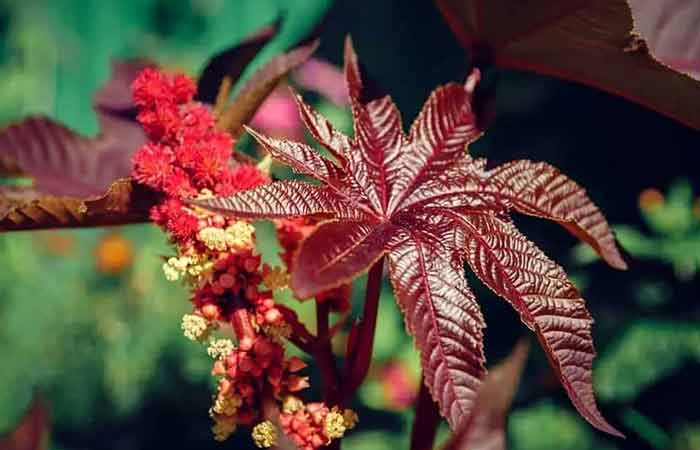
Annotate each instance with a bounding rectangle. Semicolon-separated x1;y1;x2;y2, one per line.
250;58;347;141
294;58;348;106
379;360;418;410
629;0;700;79
250;87;303;140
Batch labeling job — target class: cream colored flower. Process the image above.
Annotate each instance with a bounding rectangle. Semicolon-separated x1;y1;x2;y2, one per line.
181;314;211;342
198;227;230;251
262;265;289;290
207;338;235;360
251;421;277;448
225;221;255;249
324;410;347;439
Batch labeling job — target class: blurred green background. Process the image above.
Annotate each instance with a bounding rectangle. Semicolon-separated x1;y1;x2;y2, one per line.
1;1;699;449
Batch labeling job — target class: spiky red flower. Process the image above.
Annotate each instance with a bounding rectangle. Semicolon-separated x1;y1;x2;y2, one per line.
215;164;270;197
132;67;195;108
131;142;174;189
197;37;627;436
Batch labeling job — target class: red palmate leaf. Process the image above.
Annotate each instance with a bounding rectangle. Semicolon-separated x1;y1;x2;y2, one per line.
387;227;486;430
484;160;628;269
197;180;364;220
435;0;700;130
291;220;393;299
197;36;625;435
443;339;529;450
391;70;482;212
445;211;623;437
244;126;344;185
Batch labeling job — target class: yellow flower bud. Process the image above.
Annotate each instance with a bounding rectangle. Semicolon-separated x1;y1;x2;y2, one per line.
211;393;242;416
342;409;359;430
324;411;347;439
198;227;230;251
181;314;211;342
207;338;235;360
262;265;289;290
281;395;304;414
225;221;255;249
211;418;237;442
251;421;278;448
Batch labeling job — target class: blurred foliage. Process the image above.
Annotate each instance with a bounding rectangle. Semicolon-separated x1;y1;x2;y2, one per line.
596;321;700;403
0;225;206;430
509;402;616;450
575;179;700;280
1;0;699;450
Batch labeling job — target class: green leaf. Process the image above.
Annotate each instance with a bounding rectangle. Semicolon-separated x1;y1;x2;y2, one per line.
596;320;700;402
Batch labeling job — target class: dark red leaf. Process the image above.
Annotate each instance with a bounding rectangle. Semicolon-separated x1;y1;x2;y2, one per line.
345;38;404;213
442;339;529;450
200;36;623;436
291;89;352;165
195;180;363;221
0;179;157;232
217;40;319;139
390;70;482;212
435;0;700;130
245;125;344;185
0;116;144;198
485;159;627;270
1;32;313;233
0;394;50;450
0;61;158;232
387;227;486;430
291;220;393;299
447;211;623;437
0;60;150;196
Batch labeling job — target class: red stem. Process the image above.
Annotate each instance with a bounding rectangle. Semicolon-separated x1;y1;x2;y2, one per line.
410;374;441;450
277;304;315;353
340;257;385;400
315;299;340;404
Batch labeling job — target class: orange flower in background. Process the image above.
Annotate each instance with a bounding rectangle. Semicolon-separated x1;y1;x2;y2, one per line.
638;187;665;212
94;233;134;275
37;231;76;256
378;360;418;410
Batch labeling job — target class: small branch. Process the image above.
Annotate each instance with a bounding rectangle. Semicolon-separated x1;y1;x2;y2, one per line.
340;257;385;400
329;310;350;339
410;375;441;450
278;304;315;353
213;76;233;117
315;300;340;404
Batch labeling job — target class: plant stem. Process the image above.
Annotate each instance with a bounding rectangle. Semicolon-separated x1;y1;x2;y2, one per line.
341;257;385;400
410;375;441;450
315;299;340;404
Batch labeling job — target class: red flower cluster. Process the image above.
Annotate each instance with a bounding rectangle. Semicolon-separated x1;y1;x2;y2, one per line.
132;67;266;245
280;402;357;450
276;217;350;312
275;217;316;270
130;68;354;448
